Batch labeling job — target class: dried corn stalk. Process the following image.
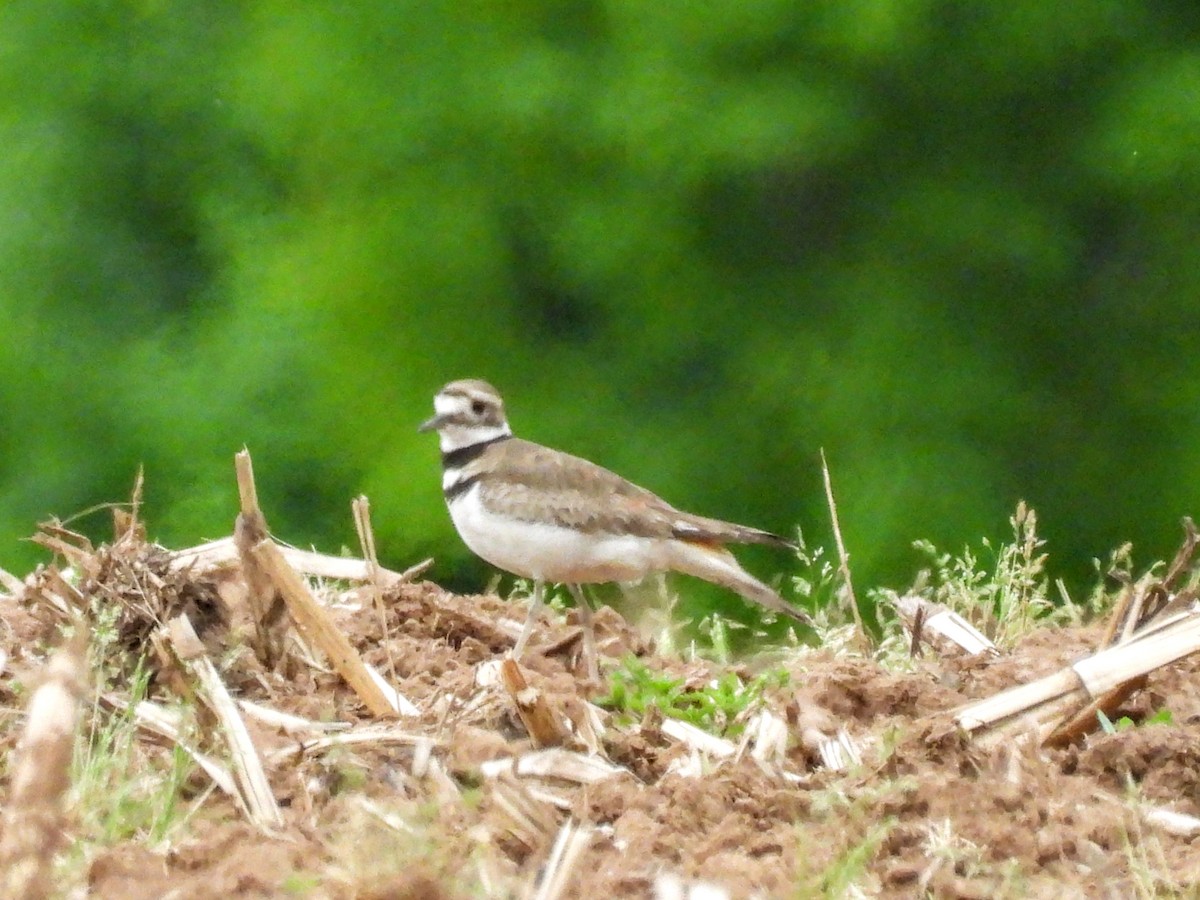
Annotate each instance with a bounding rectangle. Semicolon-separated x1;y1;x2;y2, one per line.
501;658;568;748
0;635;87;900
532;818;592;900
954;609;1200;747
168;614;283;831
953;520;1200;747
895;594;998;657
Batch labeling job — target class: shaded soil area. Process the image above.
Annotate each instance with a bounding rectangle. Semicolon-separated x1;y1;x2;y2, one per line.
1;535;1198;899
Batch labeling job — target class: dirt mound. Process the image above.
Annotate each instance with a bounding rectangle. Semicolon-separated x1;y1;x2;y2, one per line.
0;513;1197;898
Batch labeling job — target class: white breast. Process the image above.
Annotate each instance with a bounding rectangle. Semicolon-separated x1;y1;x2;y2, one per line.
447;484;666;583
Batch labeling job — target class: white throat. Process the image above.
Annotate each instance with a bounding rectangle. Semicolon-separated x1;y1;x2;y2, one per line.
438;422;511;453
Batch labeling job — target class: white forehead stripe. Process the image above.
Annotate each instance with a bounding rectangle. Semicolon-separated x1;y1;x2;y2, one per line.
434;393;468;415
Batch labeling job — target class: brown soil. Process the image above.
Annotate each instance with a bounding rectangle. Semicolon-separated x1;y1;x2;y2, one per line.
2;536;1198;899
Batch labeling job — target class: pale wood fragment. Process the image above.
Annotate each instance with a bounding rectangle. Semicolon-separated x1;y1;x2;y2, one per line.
0;635;87;900
896;594;999;656
533;819;592;900
0;564;23;595
660;717;736;759
236;699;351;735
953;669;1081;732
249;539;397;718
364;662;420;717
822;448;865;642
234;450;289;665
168;614;283;832
352;495;396;683
266;723;433;763
480;748;628;784
954;610;1200;744
1072;613;1200;697
489;773;559;850
743;709;789;766
98;694;240;798
170;535;432;585
1143;806;1200;837
501;658;568;748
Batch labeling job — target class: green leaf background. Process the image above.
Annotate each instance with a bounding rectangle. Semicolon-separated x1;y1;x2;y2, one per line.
2;1;1197;609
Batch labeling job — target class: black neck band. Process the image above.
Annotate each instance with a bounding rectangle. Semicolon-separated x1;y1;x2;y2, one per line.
441;434;511;469
444;474;480;502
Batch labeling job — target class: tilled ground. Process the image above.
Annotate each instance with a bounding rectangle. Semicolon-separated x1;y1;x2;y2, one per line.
1;536;1198;899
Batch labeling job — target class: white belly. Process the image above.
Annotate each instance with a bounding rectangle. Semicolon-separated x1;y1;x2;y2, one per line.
448;485;665;583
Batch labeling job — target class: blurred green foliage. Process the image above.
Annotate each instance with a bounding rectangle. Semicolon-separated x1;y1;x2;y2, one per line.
2;1;1198;610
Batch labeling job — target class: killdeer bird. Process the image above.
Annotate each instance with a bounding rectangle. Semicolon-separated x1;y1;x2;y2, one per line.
419;379;806;679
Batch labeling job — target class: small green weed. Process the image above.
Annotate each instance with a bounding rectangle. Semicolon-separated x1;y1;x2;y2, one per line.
1097;707;1174;734
797;773;915;896
912;502;1059;647
815;816;894;897
596;657;787;735
696;613;748;665
71;658;195;847
281;873;323;895
791;528;840;616
1113;776;1183;899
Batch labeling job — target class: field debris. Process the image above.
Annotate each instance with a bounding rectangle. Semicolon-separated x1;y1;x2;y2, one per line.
896;593;999;657
951;518;1200;749
0;467;1199;896
166;612;283;831
532;818;593;900
0;634;87;900
500;657;571;748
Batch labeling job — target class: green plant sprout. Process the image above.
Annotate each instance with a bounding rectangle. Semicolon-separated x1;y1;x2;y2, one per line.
597;656;788;735
1097;707;1174;734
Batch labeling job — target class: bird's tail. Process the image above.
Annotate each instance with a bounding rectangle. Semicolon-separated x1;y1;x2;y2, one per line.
667;542;811;625
670;513;796;550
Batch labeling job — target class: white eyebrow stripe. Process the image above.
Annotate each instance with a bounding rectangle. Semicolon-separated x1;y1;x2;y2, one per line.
434;394;468;416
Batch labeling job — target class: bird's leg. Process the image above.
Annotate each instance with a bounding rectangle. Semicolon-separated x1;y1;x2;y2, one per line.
511;579;545;660
568;584;599;683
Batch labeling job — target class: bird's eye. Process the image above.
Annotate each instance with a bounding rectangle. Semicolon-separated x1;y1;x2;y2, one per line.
471;400;486;415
